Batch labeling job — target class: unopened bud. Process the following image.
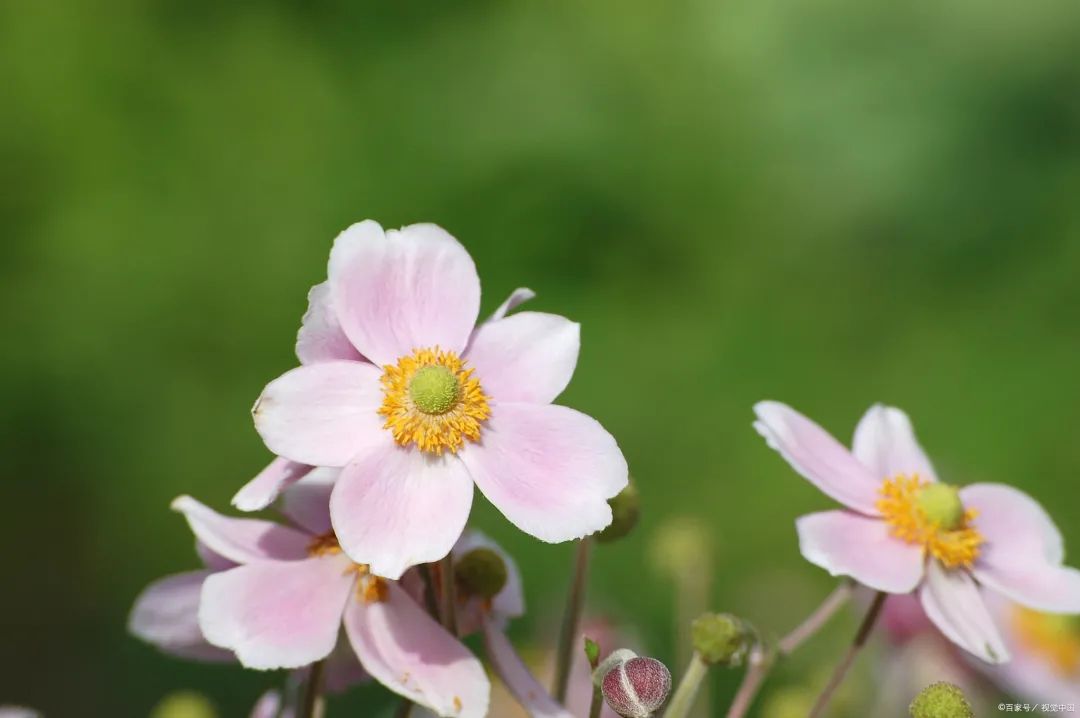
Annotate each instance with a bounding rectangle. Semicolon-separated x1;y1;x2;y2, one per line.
593;648;639;687
597;483;641;543
601;656;672;718
691;613;751;666
454;548;508;599
909;682;973;718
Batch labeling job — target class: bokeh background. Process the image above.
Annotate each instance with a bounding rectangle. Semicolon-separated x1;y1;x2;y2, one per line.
3;0;1080;715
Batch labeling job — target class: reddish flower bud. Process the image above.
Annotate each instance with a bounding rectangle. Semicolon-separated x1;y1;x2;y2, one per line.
601;655;672;718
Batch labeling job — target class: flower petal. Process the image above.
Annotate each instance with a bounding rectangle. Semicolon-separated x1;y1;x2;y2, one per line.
796;510;925;593
464;312;579;404
330;445;474;580
343;582;490;718
253;361;386;467
296;281;366;365
249;691;283;718
328;221;481;366
852;404;939;482
482;617;574;718
753;401;882;514
172;495;311;564
963;483;1080;612
461;402;628;543
199;557;354;670
279;467;339;536
128;571;233;662
488;287;535;322
231;458;313;513
919;560;1009;664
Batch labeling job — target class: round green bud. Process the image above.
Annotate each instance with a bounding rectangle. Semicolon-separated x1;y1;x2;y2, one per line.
409;365;459;415
454;548;508;599
150;691;218;718
909;682;974;718
917;484;965;530
691;613;751;666
597;483;641;543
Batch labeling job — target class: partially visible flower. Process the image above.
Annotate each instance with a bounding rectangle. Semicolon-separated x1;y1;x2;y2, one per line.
450;530;525;637
755;401;1080;663
601;655;672;718
908;681;974;718
131;473;489;718
253;221;628;578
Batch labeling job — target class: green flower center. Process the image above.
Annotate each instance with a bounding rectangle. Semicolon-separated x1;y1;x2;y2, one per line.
409;365;459;415
455;548;508;599
917;483;965;530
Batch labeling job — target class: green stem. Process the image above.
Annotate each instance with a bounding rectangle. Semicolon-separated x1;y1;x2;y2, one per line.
298;660;325;718
439;553;458;635
663;652;709;718
553;538;593;702
724;645;772;718
589;683;605;718
807;591;887;718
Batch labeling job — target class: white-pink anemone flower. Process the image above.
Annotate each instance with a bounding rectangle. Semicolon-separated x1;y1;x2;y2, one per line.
132;479;490;717
252;221;628;579
754;401;1080;664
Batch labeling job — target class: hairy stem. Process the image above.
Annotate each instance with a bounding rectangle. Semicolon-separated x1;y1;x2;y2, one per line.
663;652;709;718
777;580;854;656
439;553;458;635
298;660;325;718
589;682;605;718
553;538;593;702
807;591;887;718
725;644;772;718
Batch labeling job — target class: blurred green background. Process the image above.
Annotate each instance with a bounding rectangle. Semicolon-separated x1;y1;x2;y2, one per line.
3;0;1080;715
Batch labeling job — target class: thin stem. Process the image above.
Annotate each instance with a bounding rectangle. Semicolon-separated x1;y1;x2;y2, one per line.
663;653;709;718
807;591;887;718
777;580;853;656
553;537;593;702
589;683;605;718
439;553;458;635
298;660;325;718
393;698;414;718
725;645;772;718
420;563;441;619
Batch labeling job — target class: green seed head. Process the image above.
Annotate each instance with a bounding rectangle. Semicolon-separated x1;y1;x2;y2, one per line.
409;365;459;414
597;482;641;544
909;681;974;718
691;613;751;666
454;548;508;599
917;483;965;530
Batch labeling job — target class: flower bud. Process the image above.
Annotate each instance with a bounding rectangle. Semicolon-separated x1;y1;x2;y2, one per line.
601;656;672;718
691;612;751;666
593;648;639;687
908;682;974;718
584;636;601;669
597;482;640;543
454;547;508;599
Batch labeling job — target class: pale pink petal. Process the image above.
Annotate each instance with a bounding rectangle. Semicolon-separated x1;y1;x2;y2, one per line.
330;445;474;580
328;221;481;365
464;313;579;404
452;530;525;632
343;582;490;718
296;282;366;365
482;618;574;718
323;636;371;694
964;483;1080;612
852;404;939;482
460;402;628;543
172;496;311;564
231;458;314;512
488;287;535;322
796;510;925;593
280;467;339;536
128;571;233;662
919;561;1009;664
753;401;882;515
253;361;386;467
249;691;282;718
195;540;237;571
199;557;355;670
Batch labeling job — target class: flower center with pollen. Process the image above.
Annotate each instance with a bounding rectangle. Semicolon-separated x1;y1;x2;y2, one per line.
1012;607;1080;676
308;533;388;603
378;347;490;454
876;474;984;570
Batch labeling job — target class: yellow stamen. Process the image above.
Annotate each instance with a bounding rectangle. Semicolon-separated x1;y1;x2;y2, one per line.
876;474;983;570
378;347;490;454
307;533;388;603
1012;606;1080;676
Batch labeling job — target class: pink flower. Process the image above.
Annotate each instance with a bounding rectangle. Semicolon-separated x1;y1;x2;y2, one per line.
130;475;489;718
252;221;628;578
754;401;1080;664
